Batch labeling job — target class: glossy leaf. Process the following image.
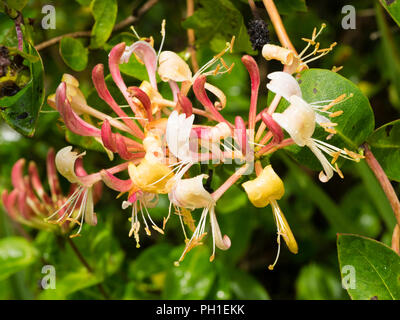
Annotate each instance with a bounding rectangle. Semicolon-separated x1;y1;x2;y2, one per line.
90;0;118;48
274;69;375;170
367;119;400;182
59;37;88;72
379;0;400;27
0;42;44;137
0;237;38;281
337;234;400;300
38;269;103;300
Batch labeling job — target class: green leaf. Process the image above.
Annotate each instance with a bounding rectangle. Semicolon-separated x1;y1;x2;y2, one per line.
337;234;400;300
90;0;118;48
163;246;216;299
0;237;38;281
182;0;254;53
129;243;174;281
367;119;400;182
379;0;400;27
59;37;88;72
296;263;346;300
38;268;103;300
274;0;307;15
228;267;270;300
0;42;45;137
65;129;106;153
274;69;375;170
3;0;28;11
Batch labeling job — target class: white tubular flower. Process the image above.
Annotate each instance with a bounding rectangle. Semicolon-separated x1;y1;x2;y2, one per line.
268;72;363;182
210;122;231;142
266;71;302;101
169;174;215;210
166;110;195;162
55;146;86;184
49;146;98;237
168;174;230;264
272;95;316;147
158;51;192;82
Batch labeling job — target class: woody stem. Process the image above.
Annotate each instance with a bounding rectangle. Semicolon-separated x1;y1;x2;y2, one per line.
362;144;400;249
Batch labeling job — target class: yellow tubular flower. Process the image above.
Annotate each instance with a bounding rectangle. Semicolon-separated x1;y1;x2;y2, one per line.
242;165;284;207
128;157;174;194
242;165;298;270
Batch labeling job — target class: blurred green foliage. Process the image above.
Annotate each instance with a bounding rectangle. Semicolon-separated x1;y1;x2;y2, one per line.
0;0;399;300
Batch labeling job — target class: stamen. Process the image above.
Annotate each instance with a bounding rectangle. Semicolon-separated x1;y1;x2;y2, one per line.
157;19;166;59
335;163;344;179
320;122;338;127
130;26;141;40
329;110;343;118
331;66;343;72
229;36;235;53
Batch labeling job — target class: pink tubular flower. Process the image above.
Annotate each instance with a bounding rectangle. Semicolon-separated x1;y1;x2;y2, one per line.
1;149;102;233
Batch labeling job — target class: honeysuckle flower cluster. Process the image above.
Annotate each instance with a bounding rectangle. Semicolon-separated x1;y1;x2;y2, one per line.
1;23;364;270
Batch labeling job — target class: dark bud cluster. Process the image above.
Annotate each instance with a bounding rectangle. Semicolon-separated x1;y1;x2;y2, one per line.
248;19;270;51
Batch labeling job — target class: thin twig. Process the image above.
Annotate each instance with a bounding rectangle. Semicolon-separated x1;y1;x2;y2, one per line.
362;144;400;228
66;237;111;300
35;0;159;51
261;0;297;53
248;0;261;20
186;0;199;72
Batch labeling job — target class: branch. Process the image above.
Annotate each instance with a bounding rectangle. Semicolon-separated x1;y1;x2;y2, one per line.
35;0;159;51
362;144;400;228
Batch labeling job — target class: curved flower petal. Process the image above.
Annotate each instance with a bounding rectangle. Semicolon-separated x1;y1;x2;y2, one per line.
210;206;231;251
55;82;101;137
100;169;133;192
166;110;195;162
158;51;192;82
169;174;215;210
55;146;86;184
120;41;158;90
267;71;302;101
272;95;315;146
